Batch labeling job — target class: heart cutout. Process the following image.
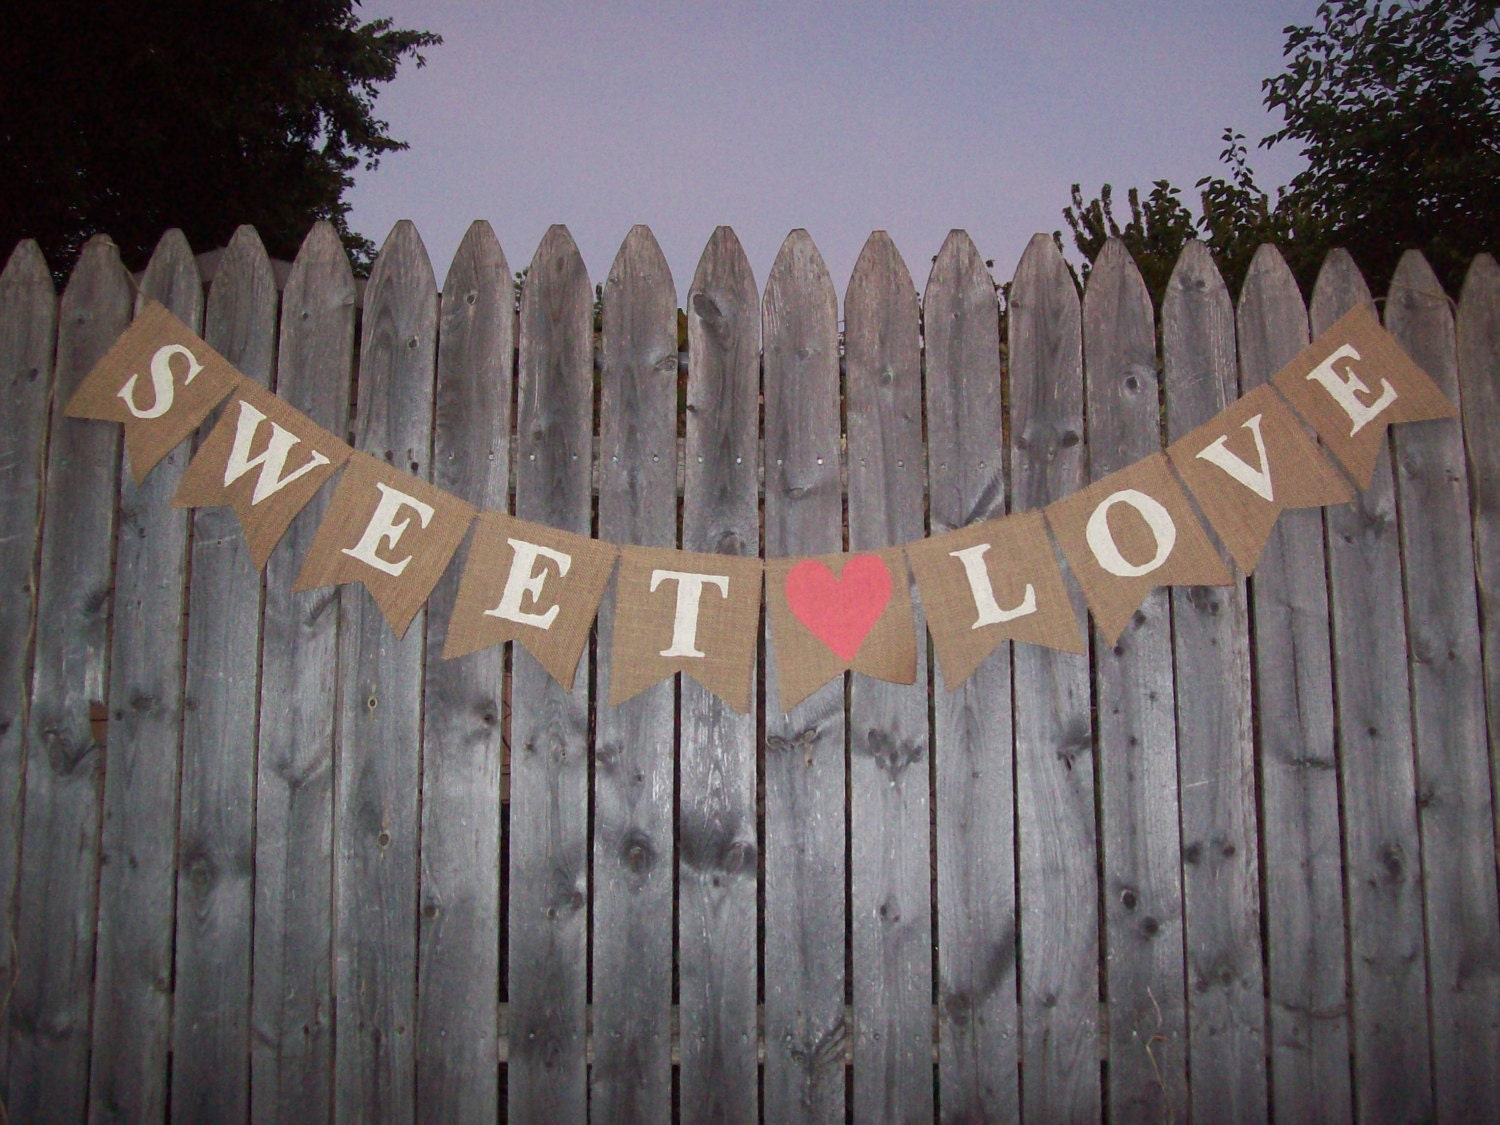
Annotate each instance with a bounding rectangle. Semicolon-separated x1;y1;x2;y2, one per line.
785;554;892;662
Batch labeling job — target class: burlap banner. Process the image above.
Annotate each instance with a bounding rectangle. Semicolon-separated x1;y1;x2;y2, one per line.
64;300;241;480
609;546;763;713
907;510;1084;687
444;513;617;690
765;549;917;711
295;453;476;638
1272;304;1456;487
66;288;1459;712
173;379;353;569
1046;454;1233;643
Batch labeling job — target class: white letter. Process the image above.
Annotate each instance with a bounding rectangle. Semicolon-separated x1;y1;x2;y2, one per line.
1085;489;1177;578
117;343;203;420
1194;412;1274;502
485;539;572;630
649;569;730;658
948;543;1036;629
1305;343;1396;436
339;482;434;577
223;399;332;505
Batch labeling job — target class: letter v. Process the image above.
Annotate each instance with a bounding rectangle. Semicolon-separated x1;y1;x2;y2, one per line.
223;399;331;505
1195;412;1274;502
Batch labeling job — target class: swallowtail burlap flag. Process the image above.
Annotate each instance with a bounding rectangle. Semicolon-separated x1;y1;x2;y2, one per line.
64;300;241;481
294;452;476;638
907;510;1084;688
1045;453;1232;643
1166;384;1352;573
765;549;916;712
443;512;617;690
608;546;763;713
173;380;352;569
1272;303;1456;488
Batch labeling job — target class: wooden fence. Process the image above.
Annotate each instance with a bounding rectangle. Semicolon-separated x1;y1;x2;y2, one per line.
1;218;1498;1125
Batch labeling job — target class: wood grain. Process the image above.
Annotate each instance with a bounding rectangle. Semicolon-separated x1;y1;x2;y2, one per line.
845;230;933;1125
331;220;438;1123
0;240;55;1091
679;226;760;1125
506;224;594;1124
1161;240;1268;1124
1235;244;1351;1124
252;221;355;1124
417;220;511;1121
9;235;129;1124
172;224;277;1124
1314;249;1433;1124
1386;250;1500;1119
1084;237;1188;1124
1007;233;1099;1124
924;229;1018;1123
592;225;678;1123
762;229;846;1125
90;228;201;1124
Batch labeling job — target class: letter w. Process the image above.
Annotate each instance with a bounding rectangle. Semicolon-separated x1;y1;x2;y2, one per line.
223;399;331;505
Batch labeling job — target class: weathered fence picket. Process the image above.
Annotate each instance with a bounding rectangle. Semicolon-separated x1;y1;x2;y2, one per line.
173;224;277;1124
1235;244;1353;1125
1316;250;1434;1122
592;224;678;1122
762;228;846;1125
418;219;511;1120
1007;232;1100;1124
925;229;1016;1123
3;221;1500;1125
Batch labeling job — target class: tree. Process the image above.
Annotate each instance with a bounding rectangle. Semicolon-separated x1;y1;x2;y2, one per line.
1063;0;1500;299
0;0;439;276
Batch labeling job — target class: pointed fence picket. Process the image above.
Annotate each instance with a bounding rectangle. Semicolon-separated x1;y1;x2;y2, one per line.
2;222;1500;1125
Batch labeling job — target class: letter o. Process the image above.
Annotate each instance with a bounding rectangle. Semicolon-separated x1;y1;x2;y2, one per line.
1085;489;1176;577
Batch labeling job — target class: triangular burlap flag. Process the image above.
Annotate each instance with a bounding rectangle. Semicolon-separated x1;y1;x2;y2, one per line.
765;549;917;712
608;546;763;713
64;300;242;481
1167;384;1352;573
1045;453;1232;643
1272;303;1456;487
443;512;617;689
173;380;353;569
907;510;1084;687
294;453;475;638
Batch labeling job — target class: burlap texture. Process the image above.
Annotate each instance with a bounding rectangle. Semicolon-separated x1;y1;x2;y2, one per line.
1046;453;1232;643
765;549;916;712
1273;304;1456;487
907;510;1085;687
294;453;475;638
1167;384;1352;572
608;546;762;713
173;380;352;569
443;512;617;690
64;300;241;481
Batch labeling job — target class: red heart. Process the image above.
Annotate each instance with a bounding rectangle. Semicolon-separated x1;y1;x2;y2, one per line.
785;555;892;662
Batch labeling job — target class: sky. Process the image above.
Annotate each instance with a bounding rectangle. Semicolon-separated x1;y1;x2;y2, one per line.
345;0;1322;296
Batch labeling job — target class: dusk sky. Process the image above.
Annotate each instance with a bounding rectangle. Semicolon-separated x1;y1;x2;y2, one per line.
345;1;1322;294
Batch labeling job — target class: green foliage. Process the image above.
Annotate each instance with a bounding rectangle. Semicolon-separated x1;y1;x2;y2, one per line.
1063;0;1500;300
0;0;439;277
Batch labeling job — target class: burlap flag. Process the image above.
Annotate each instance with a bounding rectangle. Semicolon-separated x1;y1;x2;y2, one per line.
64;300;242;481
172;380;353;569
294;453;476;638
443;512;618;689
1045;453;1232;643
609;546;762;713
1166;384;1352;572
907;510;1084;687
1272;303;1456;487
765;549;917;712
